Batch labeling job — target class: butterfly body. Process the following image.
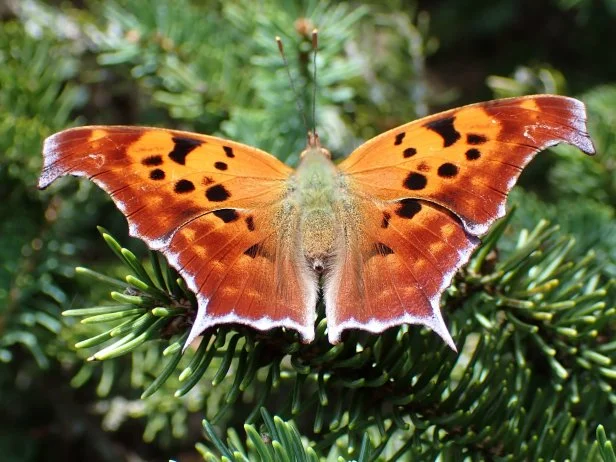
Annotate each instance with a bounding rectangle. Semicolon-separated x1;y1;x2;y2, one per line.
293;141;344;271
38;95;595;348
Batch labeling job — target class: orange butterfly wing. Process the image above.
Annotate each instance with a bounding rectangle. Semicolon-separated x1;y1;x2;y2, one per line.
327;95;594;346
39;127;318;345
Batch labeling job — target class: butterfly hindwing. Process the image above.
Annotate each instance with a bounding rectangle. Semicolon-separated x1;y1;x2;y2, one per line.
325;197;479;347
39;126;318;344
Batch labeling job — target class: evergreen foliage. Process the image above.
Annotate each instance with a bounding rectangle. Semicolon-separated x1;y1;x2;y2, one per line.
2;0;615;460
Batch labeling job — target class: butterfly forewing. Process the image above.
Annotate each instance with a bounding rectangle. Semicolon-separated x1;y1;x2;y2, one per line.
40;126;318;344
339;95;595;235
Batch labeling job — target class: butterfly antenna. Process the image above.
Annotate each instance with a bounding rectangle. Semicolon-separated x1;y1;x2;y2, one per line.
312;28;318;136
276;36;310;137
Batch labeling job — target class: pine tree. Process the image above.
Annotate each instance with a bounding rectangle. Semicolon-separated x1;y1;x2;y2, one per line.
2;0;615;460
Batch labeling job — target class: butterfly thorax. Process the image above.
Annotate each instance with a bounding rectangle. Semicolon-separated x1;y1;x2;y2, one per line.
293;145;341;271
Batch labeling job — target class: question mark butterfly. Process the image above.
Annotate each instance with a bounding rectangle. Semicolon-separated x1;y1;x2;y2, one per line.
39;94;595;349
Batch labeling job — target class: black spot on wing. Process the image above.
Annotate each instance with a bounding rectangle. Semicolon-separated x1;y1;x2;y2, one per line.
243;243;260;259
396;199;422;219
403;147;417;158
212;209;239;223
424;116;460;147
223;146;235;158
174;179;195;193
467;133;487;145
394;132;406;146
205;184;231;202
245;216;255;231
403;172;427;190
465;148;481;160
375;242;394;256
381;211;391;229
142;155;163;166
150;169;165;180
437;163;459;178
168;136;203;165
214;161;228;171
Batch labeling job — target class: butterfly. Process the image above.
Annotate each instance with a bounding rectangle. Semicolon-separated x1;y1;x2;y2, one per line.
38;95;595;350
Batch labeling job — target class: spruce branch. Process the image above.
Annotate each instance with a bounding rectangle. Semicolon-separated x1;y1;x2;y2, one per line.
0;19;83;366
197;410;616;461
198;409;321;462
597;425;616;462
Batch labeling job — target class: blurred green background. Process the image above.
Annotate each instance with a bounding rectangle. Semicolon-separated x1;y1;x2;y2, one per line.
1;0;615;461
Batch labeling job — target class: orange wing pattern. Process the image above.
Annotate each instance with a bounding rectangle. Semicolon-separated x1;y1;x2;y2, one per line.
39;127;318;345
329;95;594;346
325;198;478;347
339;96;595;234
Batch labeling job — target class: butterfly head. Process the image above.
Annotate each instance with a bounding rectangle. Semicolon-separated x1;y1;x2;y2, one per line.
301;131;331;159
